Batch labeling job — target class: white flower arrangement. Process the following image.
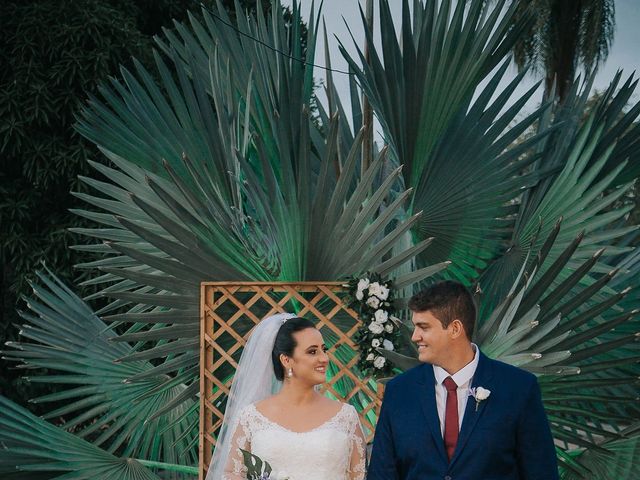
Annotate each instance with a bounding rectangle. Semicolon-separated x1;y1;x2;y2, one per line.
346;272;399;377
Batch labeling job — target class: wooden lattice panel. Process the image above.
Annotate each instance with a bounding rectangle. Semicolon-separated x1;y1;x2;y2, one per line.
199;282;383;479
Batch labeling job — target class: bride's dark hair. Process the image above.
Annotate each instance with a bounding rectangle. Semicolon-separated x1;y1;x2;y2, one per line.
271;316;316;380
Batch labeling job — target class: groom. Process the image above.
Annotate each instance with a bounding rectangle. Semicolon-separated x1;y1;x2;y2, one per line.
368;281;558;480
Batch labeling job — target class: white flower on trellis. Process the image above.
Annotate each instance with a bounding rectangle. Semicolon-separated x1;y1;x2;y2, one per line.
368;321;384;334
383;339;394;351
373;356;386;369
357;278;370;291
366;296;381;309
371;338;381;348
374;309;388;323
367;282;382;298
377;285;390;300
385;323;394;333
356;278;370;301
366;353;375;361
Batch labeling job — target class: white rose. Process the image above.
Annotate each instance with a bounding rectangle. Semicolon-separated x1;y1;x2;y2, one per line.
357;278;370;292
368;282;381;297
371;338;381;348
368;321;384;334
475;387;491;401
377;285;390;300
366;353;375;361
366;296;380;308
373;356;386;369
355;290;364;300
383;339;394;351
384;323;394;333
374;309;388;323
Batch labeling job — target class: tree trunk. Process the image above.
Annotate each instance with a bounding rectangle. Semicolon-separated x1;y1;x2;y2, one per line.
544;0;583;103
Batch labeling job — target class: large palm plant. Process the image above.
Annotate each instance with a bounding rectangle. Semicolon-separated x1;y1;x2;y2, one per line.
1;0;639;478
510;0;616;102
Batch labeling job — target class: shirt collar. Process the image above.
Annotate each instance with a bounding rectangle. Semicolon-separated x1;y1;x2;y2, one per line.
433;343;480;387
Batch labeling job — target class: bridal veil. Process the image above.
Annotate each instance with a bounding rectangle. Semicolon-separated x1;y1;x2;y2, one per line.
205;312;297;480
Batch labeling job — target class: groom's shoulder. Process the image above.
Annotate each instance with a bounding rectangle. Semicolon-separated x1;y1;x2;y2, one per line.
386;363;430;391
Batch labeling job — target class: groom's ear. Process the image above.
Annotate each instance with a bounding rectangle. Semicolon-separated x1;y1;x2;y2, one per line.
449;319;465;339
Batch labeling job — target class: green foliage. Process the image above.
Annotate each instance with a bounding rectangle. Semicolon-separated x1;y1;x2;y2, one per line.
240;449;273;479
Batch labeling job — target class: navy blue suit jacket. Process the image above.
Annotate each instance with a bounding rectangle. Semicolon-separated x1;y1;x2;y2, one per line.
368;352;559;480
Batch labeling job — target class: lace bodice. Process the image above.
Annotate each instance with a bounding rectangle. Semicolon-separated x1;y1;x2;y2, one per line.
222;402;366;480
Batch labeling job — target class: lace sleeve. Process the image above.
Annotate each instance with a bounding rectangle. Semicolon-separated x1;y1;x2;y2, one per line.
222;406;252;480
346;405;367;480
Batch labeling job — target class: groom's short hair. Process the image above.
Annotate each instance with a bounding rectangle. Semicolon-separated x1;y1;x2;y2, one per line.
409;280;476;339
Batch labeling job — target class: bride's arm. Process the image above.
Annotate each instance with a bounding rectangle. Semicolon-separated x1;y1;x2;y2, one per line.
347;407;368;480
222;416;251;480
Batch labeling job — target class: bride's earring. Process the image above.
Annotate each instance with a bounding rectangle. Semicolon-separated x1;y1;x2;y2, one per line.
287;367;293;379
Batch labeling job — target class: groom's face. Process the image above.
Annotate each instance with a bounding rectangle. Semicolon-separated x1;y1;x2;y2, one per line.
410;310;452;365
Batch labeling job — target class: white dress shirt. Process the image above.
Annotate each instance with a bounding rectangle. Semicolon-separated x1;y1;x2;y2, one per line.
432;343;480;436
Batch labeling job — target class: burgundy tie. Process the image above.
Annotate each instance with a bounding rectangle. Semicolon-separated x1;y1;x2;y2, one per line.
443;376;459;461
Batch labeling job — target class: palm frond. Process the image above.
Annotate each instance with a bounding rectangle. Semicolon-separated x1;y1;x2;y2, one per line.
0;395;164;480
478;75;640;314
1;268;199;466
560;425;640;480
340;0;555;282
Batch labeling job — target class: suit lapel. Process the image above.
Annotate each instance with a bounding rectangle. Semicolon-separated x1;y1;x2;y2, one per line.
417;364;448;463
450;352;494;467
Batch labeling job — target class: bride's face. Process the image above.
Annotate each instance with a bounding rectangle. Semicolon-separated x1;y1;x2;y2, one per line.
288;328;329;385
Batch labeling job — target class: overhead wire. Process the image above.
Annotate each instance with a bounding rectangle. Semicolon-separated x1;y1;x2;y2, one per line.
189;0;355;76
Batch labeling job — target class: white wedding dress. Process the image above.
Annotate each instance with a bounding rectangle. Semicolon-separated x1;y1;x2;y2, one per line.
223;402;367;480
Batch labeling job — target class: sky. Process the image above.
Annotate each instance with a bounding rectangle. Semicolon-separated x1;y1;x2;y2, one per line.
282;0;640;123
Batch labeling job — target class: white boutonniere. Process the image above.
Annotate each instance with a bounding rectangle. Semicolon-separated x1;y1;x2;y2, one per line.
468;386;491;411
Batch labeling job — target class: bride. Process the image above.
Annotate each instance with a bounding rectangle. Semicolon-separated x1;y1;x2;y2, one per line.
205;313;366;480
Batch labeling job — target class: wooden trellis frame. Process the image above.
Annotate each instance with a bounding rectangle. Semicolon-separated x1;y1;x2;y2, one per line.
199;282;383;479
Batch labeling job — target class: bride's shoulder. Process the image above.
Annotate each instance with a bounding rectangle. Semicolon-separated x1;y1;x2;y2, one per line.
322;398;358;420
328;401;361;432
340;401;358;418
234;402;261;423
314;396;346;414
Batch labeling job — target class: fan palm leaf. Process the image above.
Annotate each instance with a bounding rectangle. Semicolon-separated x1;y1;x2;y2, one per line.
0;394;164;480
559;424;640;480
1;268;199;469
340;0;556;282
588;71;640;186
478;73;640;315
